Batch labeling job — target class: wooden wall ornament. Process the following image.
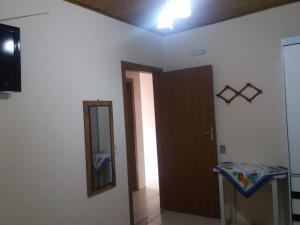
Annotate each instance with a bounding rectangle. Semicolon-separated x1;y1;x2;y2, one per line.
216;83;263;104
239;83;263;103
216;85;239;104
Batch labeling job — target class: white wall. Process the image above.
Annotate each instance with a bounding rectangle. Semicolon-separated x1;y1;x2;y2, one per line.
140;72;158;186
0;1;163;225
125;72;159;189
163;2;300;165
125;71;146;189
1;0;300;224
162;3;300;224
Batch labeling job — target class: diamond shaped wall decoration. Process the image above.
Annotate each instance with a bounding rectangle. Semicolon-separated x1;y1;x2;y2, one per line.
216;83;262;104
216;85;239;104
239;83;263;103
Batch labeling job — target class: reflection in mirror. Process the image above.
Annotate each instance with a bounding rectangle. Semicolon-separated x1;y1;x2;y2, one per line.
90;106;113;190
83;101;116;197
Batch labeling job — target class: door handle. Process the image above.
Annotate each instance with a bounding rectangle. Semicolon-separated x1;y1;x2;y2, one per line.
204;126;214;142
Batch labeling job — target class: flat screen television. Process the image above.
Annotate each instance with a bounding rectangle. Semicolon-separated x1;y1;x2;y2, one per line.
0;23;21;92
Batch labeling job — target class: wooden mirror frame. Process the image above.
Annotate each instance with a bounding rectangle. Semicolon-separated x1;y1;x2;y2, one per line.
83;100;116;197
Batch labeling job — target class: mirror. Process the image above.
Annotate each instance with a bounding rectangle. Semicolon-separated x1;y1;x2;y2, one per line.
83;101;116;197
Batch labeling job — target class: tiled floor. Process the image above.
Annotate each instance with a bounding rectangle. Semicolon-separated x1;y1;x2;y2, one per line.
133;182;220;225
133;183;161;224
149;211;220;225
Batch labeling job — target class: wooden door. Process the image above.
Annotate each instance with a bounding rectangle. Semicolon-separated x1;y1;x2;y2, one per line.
155;66;219;218
125;79;139;192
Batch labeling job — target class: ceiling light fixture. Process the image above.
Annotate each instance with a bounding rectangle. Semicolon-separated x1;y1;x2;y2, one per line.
156;0;191;30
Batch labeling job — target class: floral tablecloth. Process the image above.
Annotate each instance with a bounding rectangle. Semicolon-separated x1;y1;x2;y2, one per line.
214;162;288;198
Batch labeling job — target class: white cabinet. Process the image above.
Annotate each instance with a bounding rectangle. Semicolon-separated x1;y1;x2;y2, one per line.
283;36;300;225
292;177;300;192
283;43;300;175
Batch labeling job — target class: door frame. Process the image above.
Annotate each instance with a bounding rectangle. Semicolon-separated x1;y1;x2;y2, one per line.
125;78;139;191
121;61;164;225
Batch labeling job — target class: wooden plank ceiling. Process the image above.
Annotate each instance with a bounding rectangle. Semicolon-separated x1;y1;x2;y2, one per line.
65;0;299;35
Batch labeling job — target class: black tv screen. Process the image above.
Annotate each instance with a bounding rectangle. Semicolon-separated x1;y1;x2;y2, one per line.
0;23;21;92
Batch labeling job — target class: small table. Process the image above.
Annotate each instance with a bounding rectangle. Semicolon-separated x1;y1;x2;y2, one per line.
216;171;287;225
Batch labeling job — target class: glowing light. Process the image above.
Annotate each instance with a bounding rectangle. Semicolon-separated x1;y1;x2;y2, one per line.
3;40;14;54
172;0;191;18
156;2;175;29
157;0;191;30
